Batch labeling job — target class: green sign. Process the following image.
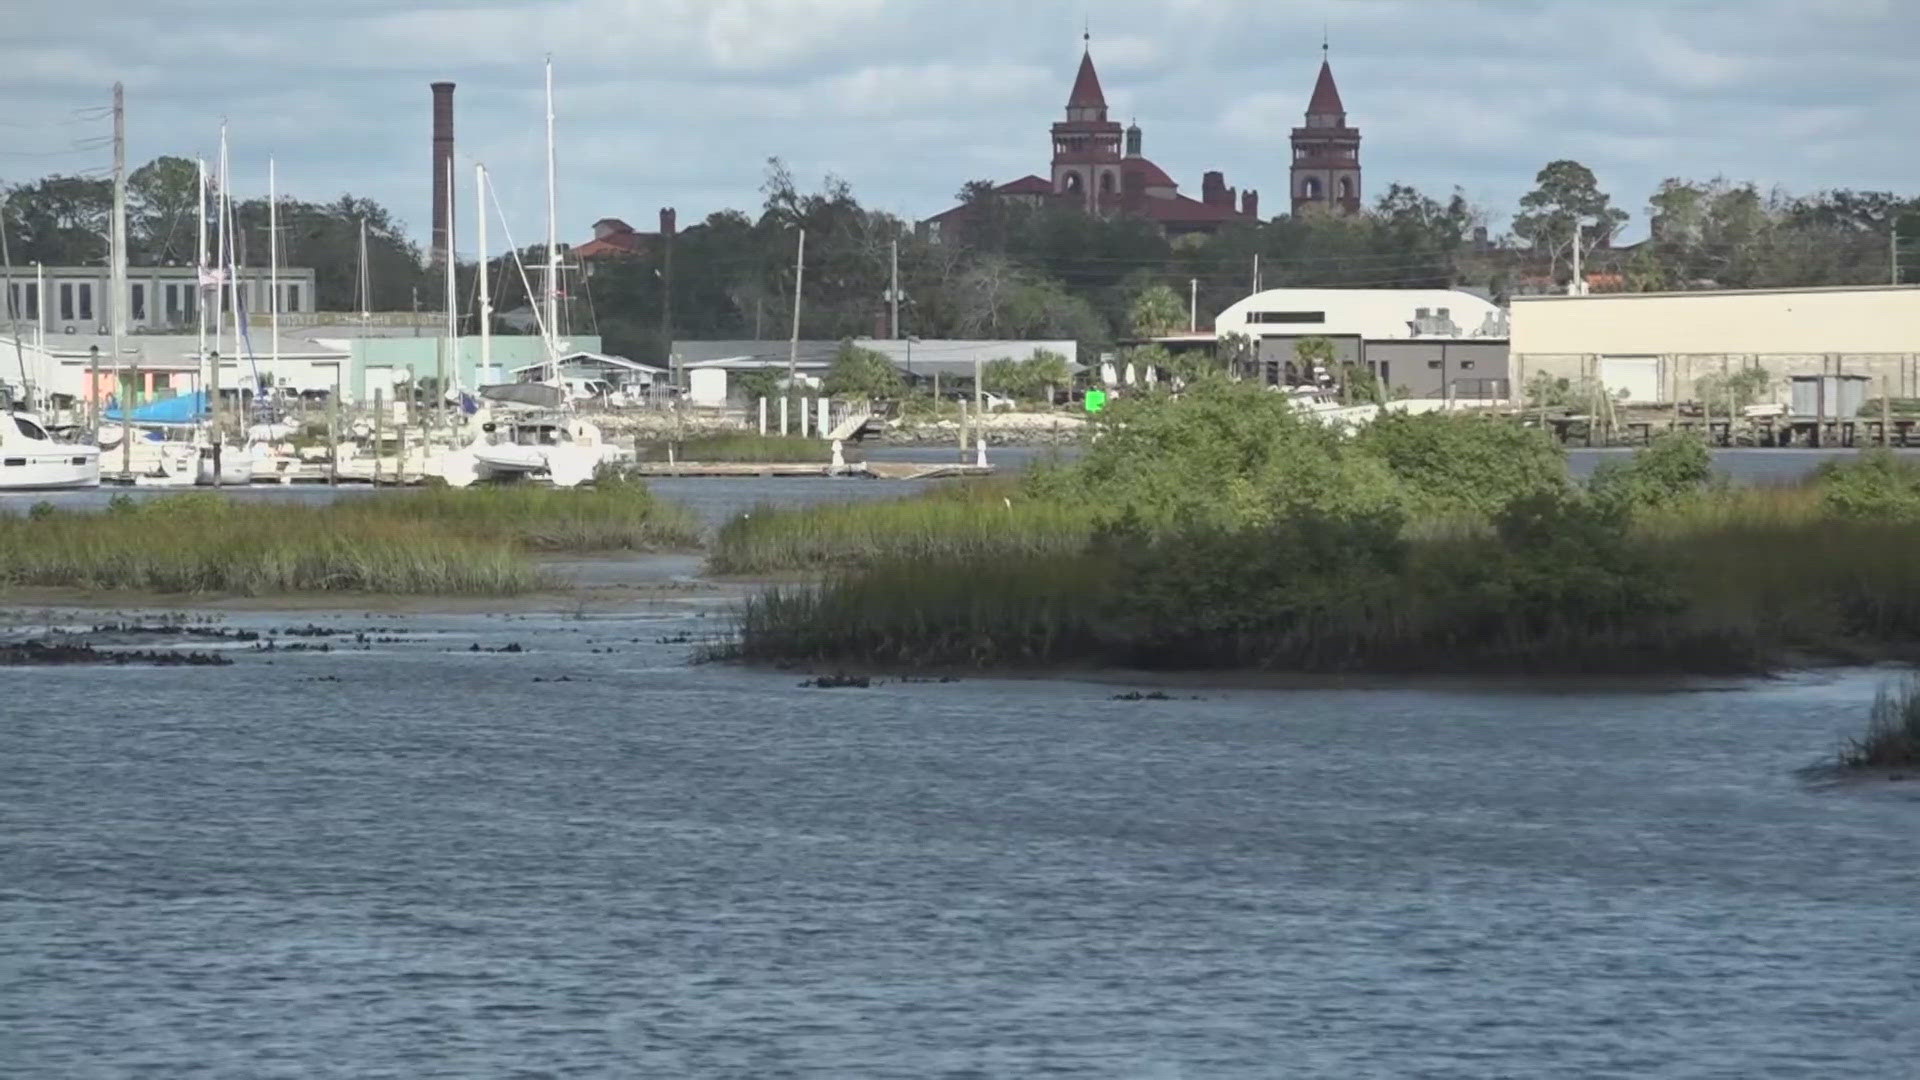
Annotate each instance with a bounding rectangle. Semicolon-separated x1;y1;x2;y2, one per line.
1084;388;1107;413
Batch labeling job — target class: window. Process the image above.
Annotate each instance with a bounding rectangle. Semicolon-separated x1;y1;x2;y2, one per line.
1099;171;1115;193
165;284;182;318
1427;360;1443;370
286;284;300;313
22;283;36;319
1337;177;1353;200
131;283;146;321
1302;177;1321;199
1460;359;1476;370
77;283;93;321
60;283;74;321
1249;311;1326;324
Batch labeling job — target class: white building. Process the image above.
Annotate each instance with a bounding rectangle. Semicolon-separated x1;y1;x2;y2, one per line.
1510;285;1920;406
1212;288;1510;400
3;264;318;337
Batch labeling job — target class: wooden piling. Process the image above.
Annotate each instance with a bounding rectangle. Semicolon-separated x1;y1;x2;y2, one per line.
373;388;384;485
328;368;341;487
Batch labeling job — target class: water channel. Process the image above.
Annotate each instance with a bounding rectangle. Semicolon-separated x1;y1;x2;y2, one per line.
4;448;1918;1075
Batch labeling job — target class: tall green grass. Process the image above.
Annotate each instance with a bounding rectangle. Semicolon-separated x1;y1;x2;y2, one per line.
637;433;831;464
0;483;699;596
710;486;1092;574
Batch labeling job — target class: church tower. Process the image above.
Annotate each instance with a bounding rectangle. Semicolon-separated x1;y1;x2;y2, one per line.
1289;46;1361;215
1051;38;1124;211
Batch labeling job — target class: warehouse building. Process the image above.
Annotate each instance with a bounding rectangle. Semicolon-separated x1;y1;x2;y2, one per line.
1211;288;1511;401
1509;285;1920;408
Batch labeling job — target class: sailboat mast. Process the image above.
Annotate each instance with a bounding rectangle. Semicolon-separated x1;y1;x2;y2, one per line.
196;157;207;389
445;157;457;399
475;163;490;389
108;82;126;429
543;57;559;376
269;156;279;399
219;124;238;403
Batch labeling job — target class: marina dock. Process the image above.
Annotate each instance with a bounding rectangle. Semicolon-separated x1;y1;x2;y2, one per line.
98;459;995;486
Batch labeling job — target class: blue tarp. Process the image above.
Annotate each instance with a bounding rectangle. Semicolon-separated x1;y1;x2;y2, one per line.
102;391;207;425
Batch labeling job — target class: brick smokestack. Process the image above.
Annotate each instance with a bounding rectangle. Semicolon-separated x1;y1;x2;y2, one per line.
430;81;455;266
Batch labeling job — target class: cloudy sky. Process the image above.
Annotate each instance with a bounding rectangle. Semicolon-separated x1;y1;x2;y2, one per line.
6;0;1915;253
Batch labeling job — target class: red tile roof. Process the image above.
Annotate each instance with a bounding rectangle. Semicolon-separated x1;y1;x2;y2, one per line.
1122;157;1175;189
997;175;1055;196
1067;50;1106;109
1133;193;1247;224
574;231;653;259
1307;58;1345;117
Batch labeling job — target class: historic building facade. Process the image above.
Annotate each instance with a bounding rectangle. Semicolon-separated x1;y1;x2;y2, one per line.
925;42;1260;242
1290;47;1362;215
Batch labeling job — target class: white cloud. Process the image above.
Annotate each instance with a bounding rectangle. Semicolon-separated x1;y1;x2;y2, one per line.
2;0;1914;250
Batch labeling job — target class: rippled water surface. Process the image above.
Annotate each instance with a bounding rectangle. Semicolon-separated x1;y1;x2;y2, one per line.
4;597;1918;1077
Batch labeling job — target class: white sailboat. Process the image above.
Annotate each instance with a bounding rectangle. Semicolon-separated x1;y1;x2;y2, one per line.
442;60;607;489
198;125;253;486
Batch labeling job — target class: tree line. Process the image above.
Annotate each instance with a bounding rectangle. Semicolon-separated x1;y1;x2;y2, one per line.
7;155;1915;359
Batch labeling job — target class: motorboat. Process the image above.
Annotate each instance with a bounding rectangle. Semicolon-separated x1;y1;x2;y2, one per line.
0;410;102;490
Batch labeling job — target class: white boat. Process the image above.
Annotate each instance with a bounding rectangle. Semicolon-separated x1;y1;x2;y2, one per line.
192;441;254;486
0;410;102;490
450;412;605;488
434;62;607;492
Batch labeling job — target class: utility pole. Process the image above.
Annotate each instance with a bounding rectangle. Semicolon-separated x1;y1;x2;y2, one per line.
888;238;900;339
661;212;674;387
1894;224;1902;285
1189;277;1198;332
109;82;126;428
786;228;805;384
1252;253;1261;295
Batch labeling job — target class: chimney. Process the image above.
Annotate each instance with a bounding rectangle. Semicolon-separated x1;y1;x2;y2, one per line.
1202;171;1227;207
659;207;677;237
430;81;455;266
1241;189;1259;220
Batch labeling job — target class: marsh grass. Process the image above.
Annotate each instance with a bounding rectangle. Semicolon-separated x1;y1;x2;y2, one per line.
712;474;1920;674
0;483;700;596
710;485;1092;575
637;433;832;464
1833;680;1920;770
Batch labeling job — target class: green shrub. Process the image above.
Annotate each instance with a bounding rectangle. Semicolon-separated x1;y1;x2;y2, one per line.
1817;451;1920;520
1355;410;1566;519
1590;432;1715;513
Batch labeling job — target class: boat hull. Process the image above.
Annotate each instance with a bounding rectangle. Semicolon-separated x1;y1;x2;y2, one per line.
0;449;101;490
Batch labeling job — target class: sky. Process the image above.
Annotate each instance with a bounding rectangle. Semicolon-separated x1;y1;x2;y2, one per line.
5;0;1916;254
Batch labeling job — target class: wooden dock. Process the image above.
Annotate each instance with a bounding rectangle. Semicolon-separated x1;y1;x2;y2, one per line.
629;460;994;480
96;460;997;485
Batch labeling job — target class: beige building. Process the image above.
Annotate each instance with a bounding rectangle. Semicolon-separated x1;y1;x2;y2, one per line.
1510;285;1920;408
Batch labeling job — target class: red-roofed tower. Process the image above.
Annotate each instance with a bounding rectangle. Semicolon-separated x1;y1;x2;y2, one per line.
1051;36;1124;211
1289;44;1361;215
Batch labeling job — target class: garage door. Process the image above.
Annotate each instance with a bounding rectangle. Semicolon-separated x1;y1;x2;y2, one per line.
1597;355;1661;404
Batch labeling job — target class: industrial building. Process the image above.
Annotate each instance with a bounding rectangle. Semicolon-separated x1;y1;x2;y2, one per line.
675;339;1078;406
1509;285;1920;407
1211;287;1511;400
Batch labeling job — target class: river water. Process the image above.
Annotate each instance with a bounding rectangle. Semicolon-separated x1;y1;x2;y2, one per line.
5;449;1920;1075
4;597;1918;1077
